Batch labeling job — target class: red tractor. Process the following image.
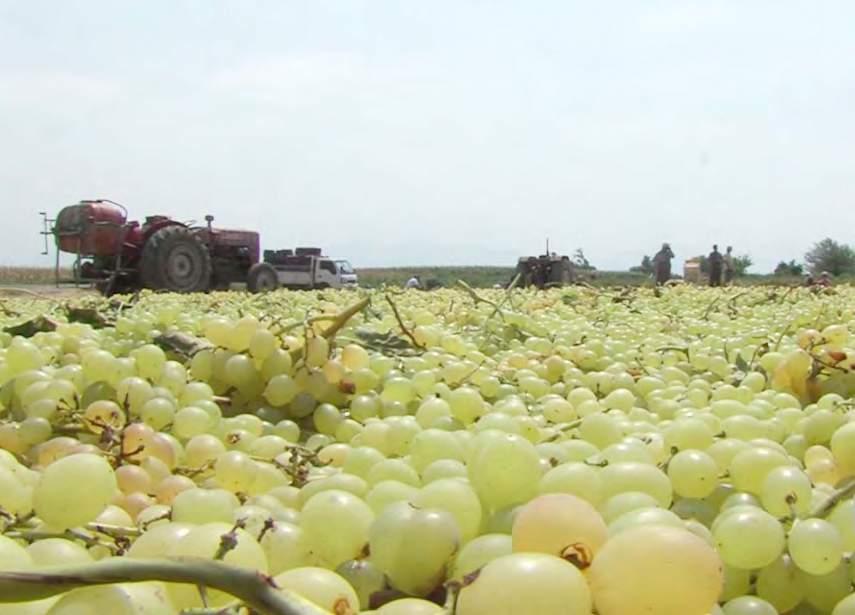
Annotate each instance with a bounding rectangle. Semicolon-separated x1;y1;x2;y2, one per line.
44;199;260;295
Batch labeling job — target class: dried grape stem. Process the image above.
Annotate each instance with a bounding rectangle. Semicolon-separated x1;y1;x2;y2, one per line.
811;479;855;518
384;294;425;349
0;557;327;615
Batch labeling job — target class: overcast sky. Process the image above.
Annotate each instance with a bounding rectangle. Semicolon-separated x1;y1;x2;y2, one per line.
1;1;853;272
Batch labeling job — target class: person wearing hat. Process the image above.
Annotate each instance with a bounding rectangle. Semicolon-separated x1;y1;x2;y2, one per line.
652;243;675;286
816;271;832;287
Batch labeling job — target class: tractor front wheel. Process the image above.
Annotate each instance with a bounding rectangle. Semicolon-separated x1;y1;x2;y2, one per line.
140;226;212;292
247;262;279;293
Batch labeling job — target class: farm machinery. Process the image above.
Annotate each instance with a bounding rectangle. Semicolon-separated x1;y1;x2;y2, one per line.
515;253;576;289
41;199;260;295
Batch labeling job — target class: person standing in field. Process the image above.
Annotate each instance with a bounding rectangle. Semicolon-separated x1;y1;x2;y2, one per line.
652;243;675;286
404;275;421;289
708;245;724;287
723;246;735;285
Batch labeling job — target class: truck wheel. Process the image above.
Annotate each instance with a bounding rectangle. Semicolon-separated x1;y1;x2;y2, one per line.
140;225;212;292
247;263;279;293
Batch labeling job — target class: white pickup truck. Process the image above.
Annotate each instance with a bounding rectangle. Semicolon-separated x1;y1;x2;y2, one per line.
247;248;358;292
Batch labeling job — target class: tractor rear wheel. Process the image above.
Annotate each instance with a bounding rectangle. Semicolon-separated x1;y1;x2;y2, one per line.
140;226;212;292
247;262;279;293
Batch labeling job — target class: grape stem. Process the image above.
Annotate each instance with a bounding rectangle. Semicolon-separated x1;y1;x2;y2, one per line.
810;478;855;518
384;293;425;349
0;557;328;615
456;281;506;321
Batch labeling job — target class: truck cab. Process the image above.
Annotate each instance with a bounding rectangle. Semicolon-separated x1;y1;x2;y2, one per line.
334;259;358;287
247;248;358;292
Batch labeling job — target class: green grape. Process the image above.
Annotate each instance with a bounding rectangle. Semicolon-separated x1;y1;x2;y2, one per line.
115;464;152;496
541;397;576;423
451;533;512;579
599;491;660;522
713;508;785;569
259;521;309;575
412;478;482;542
369;501;460;596
264;374;299;406
167;522;267;609
364;459;418;487
313;403;343;435
608;506;684;536
27;537;93;567
537;461;603;505
126;522;194;558
512;493;607;563
468;432;541;510
341;446;385;478
788;518;844;575
83;400;126;434
132;344;167;381
827;499;855;551
172;406;213;439
799;563;852;612
722;596;778;615
381;376;416;405
335;559;386;610
274;566;359;613
588;525;722;615
579;413;622;448
45;583;174;615
301;489;374;568
667;449;719;498
33;453;117;530
385;417;421;456
599;462;672;508
171;488;239;524
728;447;790;494
184;433;227;468
249;328;277;361
448;386;485;425
421;459;467;483
720;563;751;601
214;450;258;493
833;595;855;615
261;348;293;380
760;465;812;517
377;598;444;614
409;429;465;472
756;555;803;613
830;422;855;474
179;381;214;407
140;397;175;431
365;480;418;514
457;553;591;615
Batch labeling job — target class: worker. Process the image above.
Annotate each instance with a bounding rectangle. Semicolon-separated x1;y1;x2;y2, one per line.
723;246;735;285
804;273;815;287
404;275;421;289
816;271;832;287
708;245;723;287
652;243;675;286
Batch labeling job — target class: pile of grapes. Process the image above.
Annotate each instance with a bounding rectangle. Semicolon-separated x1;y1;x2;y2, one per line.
1;284;855;614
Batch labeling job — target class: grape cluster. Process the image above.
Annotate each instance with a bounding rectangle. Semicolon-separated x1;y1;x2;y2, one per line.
0;286;855;613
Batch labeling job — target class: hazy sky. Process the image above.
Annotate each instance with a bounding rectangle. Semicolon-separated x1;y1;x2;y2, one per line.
1;1;853;272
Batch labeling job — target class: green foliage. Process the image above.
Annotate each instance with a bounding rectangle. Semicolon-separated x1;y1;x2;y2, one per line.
774;260;804;276
572;249;594;270
804;238;855;276
732;255;753;276
631;255;654;274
